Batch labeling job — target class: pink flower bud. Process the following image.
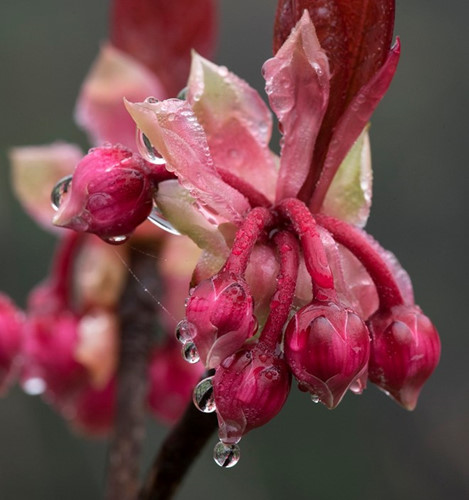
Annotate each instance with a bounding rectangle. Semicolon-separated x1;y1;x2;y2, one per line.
284;301;370;409
0;294;24;393
184;271;257;368
213;343;291;444
367;305;441;410
53;144;154;242
147;341;204;424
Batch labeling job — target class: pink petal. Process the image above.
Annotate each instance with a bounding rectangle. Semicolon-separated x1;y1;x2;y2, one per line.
188;53;278;201
9;143;82;232
125;98;251;224
310;40;400;211
75;44;166;149
263;11;330;201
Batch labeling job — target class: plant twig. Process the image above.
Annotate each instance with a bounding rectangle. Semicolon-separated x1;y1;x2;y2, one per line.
106;246;160;500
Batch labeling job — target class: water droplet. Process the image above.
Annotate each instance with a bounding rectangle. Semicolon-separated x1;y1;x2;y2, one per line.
177;87;188;100
147;202;181;235
218;66;229;77
213;441;240;468
145;96;159;104
182;342;200;364
311;394;320;404
136;129;166;165
104;235;129;245
167;113;175;122
175;319;196;344
193;376;216;413
22;377;46;396
349;380;364;394
51;175;73;211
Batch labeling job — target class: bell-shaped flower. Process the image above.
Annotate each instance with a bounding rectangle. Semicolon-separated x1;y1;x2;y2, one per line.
53;144;154;242
185;271;257;368
367;305;441;410
284;300;370;409
213;342;291;444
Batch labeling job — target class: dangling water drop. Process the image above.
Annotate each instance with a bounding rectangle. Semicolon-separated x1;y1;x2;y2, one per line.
349;380;364;395
147;202;181;235
213;441;240;468
182;342;200;364
103;235;129;245
136;129;166;165
193;376;216;413
51;175;73;210
22;377;46;396
311;394;320;404
175;319;195;344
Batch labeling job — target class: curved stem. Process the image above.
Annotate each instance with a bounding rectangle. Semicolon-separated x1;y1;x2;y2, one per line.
260;230;299;350
276;198;335;298
223;207;273;276
315;214;405;309
139;382;218;500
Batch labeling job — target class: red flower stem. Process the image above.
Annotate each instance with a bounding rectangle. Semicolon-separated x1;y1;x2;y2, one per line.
223;207;274;276
315;214;405;309
260;230;299;350
218;168;272;208
105;245;160;500
48;232;83;307
276;198;335;299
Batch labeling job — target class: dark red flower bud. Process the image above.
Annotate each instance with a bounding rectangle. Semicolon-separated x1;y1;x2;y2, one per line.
284;300;370;408
183;271;257;368
53;144;154;243
213;343;291;444
367;305;440;410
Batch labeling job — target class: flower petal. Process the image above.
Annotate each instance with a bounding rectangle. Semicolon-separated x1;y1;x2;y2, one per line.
9;143;82;232
125;98;251;224
111;0;217;94
263;11;330;201
187;53;277;201
75;44;165;149
321;126;372;227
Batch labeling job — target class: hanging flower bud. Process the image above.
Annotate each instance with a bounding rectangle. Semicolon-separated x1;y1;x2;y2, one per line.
0;294;24;393
367;305;440;410
184;271;257;368
284;300;370;409
53;144;154;242
213;343;291;444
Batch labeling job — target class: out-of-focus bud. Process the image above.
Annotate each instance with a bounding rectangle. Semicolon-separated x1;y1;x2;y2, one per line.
213;343;291;444
53;144;154;242
284;300;370;409
367;304;440;410
147;340;204;424
183;271;257;368
0;294;24;393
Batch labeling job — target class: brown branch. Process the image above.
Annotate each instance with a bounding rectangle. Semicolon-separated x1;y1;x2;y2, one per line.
105;245;161;500
139;389;218;500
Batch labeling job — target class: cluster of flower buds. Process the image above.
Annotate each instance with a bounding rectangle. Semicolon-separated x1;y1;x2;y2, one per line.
173;200;440;467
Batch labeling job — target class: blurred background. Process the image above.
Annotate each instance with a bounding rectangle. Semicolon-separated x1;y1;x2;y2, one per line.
0;0;468;498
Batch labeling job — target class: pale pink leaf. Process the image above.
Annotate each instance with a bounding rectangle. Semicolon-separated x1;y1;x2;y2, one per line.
125;98;251;224
263;10;330;201
188;53;278;201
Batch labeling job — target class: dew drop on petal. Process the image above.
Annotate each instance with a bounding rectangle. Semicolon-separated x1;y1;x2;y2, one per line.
177;87;188;100
51;175;73;211
136;129;166;165
145;96;159;104
213;441;240;468
311;394;320;404
349;380;363;395
182;342;200;364
22;377;47;396
193;376;216;413
175;319;196;344
147;202;181;236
